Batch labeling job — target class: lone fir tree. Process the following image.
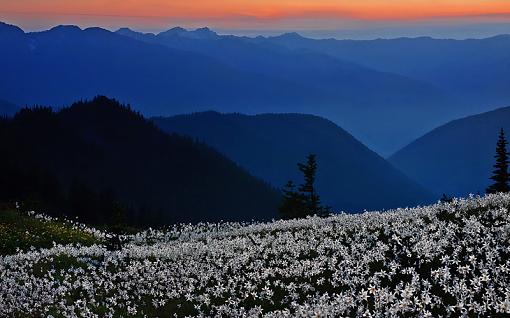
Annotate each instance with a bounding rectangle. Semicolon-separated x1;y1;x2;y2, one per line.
487;128;510;194
298;154;321;215
279;154;331;219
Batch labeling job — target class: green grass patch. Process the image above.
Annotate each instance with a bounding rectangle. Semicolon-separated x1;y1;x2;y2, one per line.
0;209;102;255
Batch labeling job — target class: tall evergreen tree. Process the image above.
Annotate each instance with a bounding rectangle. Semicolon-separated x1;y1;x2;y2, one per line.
487;128;510;194
279;154;331;219
298;154;321;215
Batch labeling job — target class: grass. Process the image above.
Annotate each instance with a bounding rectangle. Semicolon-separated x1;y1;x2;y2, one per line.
0;209;102;255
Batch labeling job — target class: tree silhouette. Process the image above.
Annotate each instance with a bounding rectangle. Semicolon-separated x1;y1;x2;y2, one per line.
440;193;453;203
487;128;510;194
280;154;331;219
298;154;322;215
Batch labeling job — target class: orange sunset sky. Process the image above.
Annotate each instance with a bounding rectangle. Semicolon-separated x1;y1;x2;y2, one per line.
1;0;510;38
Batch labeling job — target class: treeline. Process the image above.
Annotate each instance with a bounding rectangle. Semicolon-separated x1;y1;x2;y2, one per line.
0;162;137;228
0;105;165;227
1;101;334;227
0;97;281;227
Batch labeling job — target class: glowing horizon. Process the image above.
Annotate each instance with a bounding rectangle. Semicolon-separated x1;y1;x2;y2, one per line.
1;0;510;38
2;0;510;21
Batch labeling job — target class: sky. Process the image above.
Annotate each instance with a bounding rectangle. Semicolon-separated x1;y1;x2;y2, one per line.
1;0;510;39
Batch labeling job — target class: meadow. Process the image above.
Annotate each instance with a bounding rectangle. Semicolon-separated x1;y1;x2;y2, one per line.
1;194;510;317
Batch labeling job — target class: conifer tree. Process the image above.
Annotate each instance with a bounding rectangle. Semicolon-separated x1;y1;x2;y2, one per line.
487;128;510;194
298;154;321;215
279;154;331;219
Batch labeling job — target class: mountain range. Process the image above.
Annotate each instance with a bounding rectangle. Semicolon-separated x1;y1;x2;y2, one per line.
0;21;484;156
390;106;510;197
0;23;319;114
153;111;434;212
1;21;509;215
116;26;510;155
115;26;461;156
259;33;510;113
0;96;280;224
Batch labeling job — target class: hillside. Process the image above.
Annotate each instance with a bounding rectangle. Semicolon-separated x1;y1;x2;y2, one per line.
153;112;434;212
0;99;18;117
0;97;281;225
390;106;510;197
0;208;104;255
2;194;510;316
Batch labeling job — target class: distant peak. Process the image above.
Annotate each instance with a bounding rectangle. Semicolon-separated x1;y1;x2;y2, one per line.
190;27;218;39
51;25;81;31
158;26;218;39
157;26;187;37
84;27;110;34
116;27;155;39
195;27;212;32
49;25;82;33
116;27;134;33
277;32;304;40
0;21;25;35
170;27;186;32
116;27;141;36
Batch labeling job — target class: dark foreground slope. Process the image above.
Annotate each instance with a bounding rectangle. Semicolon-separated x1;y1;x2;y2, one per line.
0;97;280;225
0;99;18;117
390;106;510;197
153;112;433;212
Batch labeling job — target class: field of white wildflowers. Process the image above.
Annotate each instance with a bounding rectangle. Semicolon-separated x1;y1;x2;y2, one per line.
2;194;510;317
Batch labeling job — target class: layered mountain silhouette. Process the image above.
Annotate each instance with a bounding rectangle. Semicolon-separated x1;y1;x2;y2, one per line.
116;26;458;156
0;96;280;224
153;111;434;212
0;23;320;115
390;106;510;197
0;21;457;156
260;33;510;114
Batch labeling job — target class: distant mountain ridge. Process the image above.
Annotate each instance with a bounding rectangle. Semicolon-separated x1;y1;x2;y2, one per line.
3;22;508;155
0;21;460;156
116;25;460;156
0;22;321;114
115;26;510;113
390;106;510;197
257;32;510;114
153;111;434;212
0;97;281;224
116;26;220;40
